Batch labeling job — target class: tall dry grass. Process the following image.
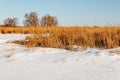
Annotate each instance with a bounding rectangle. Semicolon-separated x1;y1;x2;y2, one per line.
2;26;119;49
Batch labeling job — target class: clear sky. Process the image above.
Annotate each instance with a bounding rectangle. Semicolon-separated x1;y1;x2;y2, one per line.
0;0;120;26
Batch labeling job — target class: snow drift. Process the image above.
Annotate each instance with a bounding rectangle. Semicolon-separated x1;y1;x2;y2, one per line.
0;34;120;80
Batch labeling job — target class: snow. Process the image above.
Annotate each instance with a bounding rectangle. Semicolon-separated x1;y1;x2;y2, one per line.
0;34;120;80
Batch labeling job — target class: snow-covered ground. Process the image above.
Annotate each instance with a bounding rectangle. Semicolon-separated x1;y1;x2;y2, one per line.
0;34;120;80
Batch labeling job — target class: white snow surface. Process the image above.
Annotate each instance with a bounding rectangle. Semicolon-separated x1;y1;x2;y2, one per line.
0;34;120;80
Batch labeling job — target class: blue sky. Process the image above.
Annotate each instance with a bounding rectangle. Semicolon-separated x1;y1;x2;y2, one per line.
0;0;120;26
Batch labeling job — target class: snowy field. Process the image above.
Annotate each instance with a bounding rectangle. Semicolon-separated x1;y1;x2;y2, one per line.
0;34;120;80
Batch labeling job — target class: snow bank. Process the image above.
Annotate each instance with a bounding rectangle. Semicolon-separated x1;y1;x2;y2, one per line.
0;34;120;80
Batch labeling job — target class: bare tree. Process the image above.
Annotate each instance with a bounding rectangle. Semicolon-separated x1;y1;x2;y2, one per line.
23;12;39;27
4;18;18;27
40;14;58;27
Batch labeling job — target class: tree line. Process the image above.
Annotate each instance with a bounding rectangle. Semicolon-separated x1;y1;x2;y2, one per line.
1;12;58;27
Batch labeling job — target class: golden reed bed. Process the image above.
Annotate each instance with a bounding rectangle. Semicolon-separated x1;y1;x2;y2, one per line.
1;26;120;49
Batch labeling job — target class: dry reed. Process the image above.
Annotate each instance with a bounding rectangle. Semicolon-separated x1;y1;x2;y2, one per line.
2;26;119;49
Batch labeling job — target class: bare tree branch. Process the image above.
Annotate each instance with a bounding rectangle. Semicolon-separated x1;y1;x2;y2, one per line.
23;12;39;27
40;14;58;27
